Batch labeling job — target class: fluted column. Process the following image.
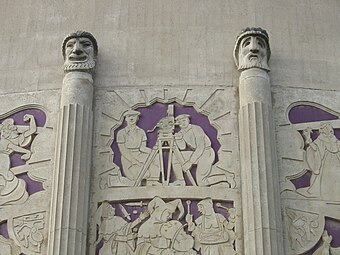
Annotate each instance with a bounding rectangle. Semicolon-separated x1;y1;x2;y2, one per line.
234;28;283;255
48;31;97;255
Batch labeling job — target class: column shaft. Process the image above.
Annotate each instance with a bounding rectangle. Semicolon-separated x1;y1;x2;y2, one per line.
48;72;93;255
239;68;283;255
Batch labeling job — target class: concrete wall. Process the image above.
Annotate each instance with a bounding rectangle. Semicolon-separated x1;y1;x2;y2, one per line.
0;0;339;94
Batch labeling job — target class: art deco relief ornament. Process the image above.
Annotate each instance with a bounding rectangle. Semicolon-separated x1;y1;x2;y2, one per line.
233;27;271;72
62;31;98;73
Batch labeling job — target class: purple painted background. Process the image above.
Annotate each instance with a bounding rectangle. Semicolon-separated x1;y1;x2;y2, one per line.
289;105;340;252
0;109;46;242
111;103;220;184
96;199;234;255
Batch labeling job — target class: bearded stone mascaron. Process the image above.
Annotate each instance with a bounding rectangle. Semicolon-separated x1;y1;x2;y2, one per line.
233;27;271;72
62;31;98;73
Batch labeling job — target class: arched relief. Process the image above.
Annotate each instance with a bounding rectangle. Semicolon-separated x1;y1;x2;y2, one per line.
89;87;242;255
0;103;55;255
278;100;340;254
93;87;239;190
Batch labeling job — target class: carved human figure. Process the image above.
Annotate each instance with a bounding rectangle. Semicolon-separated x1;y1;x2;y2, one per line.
135;197;196;255
173;114;215;186
0;115;36;206
96;202;139;255
312;230;340;255
233;27;270;72
117;110;160;186
186;198;237;255
303;123;340;200
62;30;98;73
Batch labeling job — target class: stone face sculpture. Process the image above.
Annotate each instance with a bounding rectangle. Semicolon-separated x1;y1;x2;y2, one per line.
62;31;98;73
233;27;271;72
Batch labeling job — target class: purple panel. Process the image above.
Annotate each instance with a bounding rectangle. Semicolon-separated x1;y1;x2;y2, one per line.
326;218;340;248
0;109;47;197
288;105;340;253
289;106;340;189
291;172;312;189
0;221;9;239
289;105;338;124
1;109;46;168
17;174;44;195
1;109;47;127
111;103;220;181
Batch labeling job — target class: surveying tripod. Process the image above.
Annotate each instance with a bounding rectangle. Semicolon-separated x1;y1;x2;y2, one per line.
134;106;197;187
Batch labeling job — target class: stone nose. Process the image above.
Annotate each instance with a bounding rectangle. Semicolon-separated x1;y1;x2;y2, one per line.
250;38;259;53
72;42;83;55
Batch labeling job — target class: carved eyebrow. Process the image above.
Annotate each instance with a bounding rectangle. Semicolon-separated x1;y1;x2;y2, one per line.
257;37;265;46
242;37;251;47
79;39;92;44
66;39;76;46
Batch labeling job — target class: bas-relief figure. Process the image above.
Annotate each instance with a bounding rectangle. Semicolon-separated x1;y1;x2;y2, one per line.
312;231;340;255
114;105;235;188
93;197;236;255
186;198;237;255
173;114;216;186
233;27;270;72
281;111;340;253
117;110;161;186
301;123;340;200
62;30;98;73
0;115;36;206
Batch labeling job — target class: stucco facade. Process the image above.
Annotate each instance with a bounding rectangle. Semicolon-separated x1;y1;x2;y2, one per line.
0;1;340;254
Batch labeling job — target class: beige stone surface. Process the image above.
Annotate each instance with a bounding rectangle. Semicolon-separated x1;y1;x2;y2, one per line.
0;0;339;93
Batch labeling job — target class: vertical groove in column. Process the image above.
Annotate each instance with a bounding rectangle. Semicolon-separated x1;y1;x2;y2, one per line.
49;103;92;255
240;101;281;255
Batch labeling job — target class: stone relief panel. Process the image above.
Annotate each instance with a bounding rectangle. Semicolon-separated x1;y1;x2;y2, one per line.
273;87;340;254
89;86;242;254
92;198;237;255
0;92;58;255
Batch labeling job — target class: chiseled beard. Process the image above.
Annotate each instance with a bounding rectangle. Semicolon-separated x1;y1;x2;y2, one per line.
238;58;270;72
63;59;96;73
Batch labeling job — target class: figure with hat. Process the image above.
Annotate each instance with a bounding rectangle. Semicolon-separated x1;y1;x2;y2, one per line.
0;114;36;206
135;197;196;255
300;123;340;200
186;198;237;255
172;114;215;186
94;201;149;255
117;110;160;186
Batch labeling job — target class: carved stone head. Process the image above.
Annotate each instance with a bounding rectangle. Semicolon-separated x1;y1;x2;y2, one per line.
233;27;271;72
62;31;98;73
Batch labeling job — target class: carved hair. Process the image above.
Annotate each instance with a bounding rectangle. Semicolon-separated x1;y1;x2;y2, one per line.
62;31;98;60
233;27;271;68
